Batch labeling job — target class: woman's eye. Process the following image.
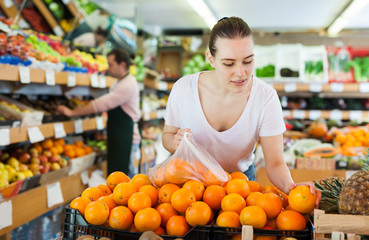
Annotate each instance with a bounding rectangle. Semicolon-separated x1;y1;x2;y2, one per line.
223;63;233;67
243;60;253;65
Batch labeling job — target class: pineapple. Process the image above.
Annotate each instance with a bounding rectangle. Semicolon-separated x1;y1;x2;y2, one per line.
314;177;345;213
338;148;369;215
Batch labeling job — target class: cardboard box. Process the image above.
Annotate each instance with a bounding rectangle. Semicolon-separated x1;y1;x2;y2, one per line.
156;46;183;78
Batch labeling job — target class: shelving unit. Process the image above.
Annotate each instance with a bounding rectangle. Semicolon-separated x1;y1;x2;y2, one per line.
0;64;116;87
0;0;27;26
143;77;174;91
31;0;64;36
6;116;106;145
141;109;166;121
0;161;107;237
282;109;369;120
63;0;83;21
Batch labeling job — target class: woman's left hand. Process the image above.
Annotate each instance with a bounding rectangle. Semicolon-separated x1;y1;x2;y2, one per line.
288;182;321;208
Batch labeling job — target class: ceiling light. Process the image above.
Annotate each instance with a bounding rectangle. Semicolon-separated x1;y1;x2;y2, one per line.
327;0;369;36
186;0;217;29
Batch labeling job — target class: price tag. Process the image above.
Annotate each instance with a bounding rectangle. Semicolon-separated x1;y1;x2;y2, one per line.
80;170;89;185
0;201;12;230
0;128;10;146
309;83;322;92
292;110;305;119
359;83;369;92
90;74;99;88
99;74;106;88
96;116;104;130
54;123;66;138
46;182;64;208
12;121;20;128
67;72;76;87
88;170;107;187
345;171;358;180
309;110;322;120
3;0;13;8
158;81;168;90
19;66;30;84
330;110;342;120
349;111;362;121
45;70;55;86
27;127;45;143
330;83;344;92
282;110;291;118
143;112;150;121
284;83;296;93
74;119;83;134
53;26;64;37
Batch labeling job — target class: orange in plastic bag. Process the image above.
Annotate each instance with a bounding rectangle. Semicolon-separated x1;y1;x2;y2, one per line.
148;133;229;187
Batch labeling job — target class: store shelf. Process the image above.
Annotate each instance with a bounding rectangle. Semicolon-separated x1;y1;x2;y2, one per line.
7;116;107;145
0;161;106;236
271;82;369;95
144;77;174;91
282;109;369;121
0;64;116;87
31;0;64;36
0;0;27;25
141;109;166;121
64;0;83;20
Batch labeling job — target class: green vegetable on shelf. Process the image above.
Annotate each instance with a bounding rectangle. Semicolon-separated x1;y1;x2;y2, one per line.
345;57;369;82
256;64;275;77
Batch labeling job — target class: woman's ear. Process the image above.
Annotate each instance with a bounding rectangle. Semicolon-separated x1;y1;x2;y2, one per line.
206;51;215;68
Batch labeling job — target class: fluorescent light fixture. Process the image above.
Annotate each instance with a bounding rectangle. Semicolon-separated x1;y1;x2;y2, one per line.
327;0;369;36
186;0;217;29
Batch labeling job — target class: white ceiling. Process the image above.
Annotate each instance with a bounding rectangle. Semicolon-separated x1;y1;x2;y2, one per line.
96;0;369;35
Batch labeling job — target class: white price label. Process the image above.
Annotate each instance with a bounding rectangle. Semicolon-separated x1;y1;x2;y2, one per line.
19;66;30;84
349;111;362;121
330;110;342;120
99;74;106;88
309;83;322;92
46;182;64;208
80;170;89;185
309;110;322;120
282;110;291;118
0;128;10;146
143;112;150;121
53;26;64;37
345;171;358;180
74;119;83;134
45;70;55;86
12;121;20;128
27;127;45;143
292;110;305;119
0;201;12;230
54;123;66;138
158;81;168;90
90;74;99;88
96;116;104;130
157;109;166;119
359;83;369;92
284;83;296;93
330;83;344;92
67;72;76;87
3;0;13;8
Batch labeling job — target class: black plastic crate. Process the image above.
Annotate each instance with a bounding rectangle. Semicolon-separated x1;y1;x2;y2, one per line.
63;207;211;240
212;222;312;240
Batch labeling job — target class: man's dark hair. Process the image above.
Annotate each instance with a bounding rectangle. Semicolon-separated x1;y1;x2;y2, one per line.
107;48;131;70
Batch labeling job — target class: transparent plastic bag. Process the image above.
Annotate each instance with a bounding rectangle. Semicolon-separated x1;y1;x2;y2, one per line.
148;133;229;187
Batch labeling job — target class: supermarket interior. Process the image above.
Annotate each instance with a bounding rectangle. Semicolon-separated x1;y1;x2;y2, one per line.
1;0;369;239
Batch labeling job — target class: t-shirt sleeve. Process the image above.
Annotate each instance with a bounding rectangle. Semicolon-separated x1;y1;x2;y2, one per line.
92;80;132;113
259;92;286;137
164;82;182;127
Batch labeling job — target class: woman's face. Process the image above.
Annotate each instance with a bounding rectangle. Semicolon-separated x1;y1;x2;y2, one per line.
208;36;254;93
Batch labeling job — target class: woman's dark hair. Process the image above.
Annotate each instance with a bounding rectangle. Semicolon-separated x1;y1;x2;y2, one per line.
209;17;252;56
107;48;131;70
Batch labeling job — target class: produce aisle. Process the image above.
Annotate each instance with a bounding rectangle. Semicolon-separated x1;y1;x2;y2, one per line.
1;1;369;239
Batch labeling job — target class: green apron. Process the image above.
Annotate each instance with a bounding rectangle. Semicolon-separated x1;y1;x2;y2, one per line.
107;106;133;175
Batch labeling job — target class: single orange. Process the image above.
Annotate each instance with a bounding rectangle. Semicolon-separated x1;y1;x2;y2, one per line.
288;185;317;214
166;215;190;236
171;188;196;213
106;171;130;191
84;201;109;225
230;171;248;181
156;203;179;227
276;210;306;230
139;185;158;207
112;182;137;206
226;179;250;198
128;192;152;214
239;206;267;229
216;211;241;228
96;184;112;196
182;180;205;201
203;185;226;210
130;174;152;191
185;201;212;227
70;196;91;215
97;195;117;211
246;181;263;192
109;206;133;230
134;208;161;232
81;187;103;202
158;183;180;203
221;193;246;214
256;193;283;219
154;226;166;235
246;192;263;206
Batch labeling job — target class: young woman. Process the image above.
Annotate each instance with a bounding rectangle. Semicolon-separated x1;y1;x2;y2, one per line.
162;17;319;201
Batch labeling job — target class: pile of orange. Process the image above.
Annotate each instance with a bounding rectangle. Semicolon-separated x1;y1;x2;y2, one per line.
70;170;316;237
63;141;93;159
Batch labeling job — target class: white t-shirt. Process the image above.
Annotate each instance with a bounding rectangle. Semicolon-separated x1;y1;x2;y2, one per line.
165;72;286;173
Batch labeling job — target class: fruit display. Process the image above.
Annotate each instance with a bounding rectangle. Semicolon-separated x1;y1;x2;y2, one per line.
181;54;213;76
141;92;168;113
130;55;145;82
74;0;99;15
68;170;314;238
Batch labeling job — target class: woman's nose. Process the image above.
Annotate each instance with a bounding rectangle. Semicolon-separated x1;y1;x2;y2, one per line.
235;63;246;76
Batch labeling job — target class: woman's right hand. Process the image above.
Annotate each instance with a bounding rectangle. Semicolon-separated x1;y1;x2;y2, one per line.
173;128;192;150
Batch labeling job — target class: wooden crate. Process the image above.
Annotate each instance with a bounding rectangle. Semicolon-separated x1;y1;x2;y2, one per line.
314;209;369;239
